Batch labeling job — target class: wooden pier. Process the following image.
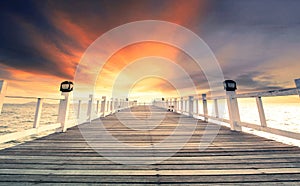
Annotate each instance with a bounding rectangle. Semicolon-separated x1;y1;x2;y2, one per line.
0;105;299;185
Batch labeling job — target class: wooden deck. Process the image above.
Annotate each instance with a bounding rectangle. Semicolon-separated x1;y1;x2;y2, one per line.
0;105;299;185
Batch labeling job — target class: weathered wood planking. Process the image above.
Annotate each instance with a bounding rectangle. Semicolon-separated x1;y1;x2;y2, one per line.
0;105;299;185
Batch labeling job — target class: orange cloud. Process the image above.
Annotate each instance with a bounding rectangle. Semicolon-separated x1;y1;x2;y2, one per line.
159;0;207;27
93;41;205;98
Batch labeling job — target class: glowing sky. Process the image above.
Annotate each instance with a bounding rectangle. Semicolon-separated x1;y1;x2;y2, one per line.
0;0;300;100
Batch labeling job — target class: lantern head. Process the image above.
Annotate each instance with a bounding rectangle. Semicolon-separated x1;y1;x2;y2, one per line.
223;80;237;91
60;81;73;92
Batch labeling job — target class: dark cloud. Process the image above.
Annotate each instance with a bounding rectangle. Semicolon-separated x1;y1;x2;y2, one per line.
0;0;76;79
207;0;300;26
0;65;13;80
235;72;284;92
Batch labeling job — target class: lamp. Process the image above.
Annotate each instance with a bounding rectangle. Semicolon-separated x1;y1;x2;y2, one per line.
60;81;73;92
223;80;237;91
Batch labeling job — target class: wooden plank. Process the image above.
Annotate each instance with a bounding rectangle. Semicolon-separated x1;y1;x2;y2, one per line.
0;105;299;184
0;167;299;176
0;174;298;184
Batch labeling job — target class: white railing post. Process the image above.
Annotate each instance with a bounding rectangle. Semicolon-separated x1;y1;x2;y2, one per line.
202;94;208;122
87;94;93;122
295;78;300;97
121;99;123;109
58;92;71;132
33;98;43;128
165;99;168;109
0;80;7;114
77;100;81;119
177;97;180;112
110;98;113;113
180;97;183;113
119;99;121;109
214;99;219;118
188;96;194;117
195;98;199;114
256;96;267;127
174;98;177;112
96;99;100;115
224;80;242;131
115;98;119;112
101;96;106;117
113;98;116;112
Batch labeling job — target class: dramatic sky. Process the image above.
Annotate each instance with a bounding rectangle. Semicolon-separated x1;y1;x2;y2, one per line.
0;0;300;100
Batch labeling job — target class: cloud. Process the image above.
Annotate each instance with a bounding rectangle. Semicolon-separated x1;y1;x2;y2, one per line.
0;64;13;80
235;71;284;92
0;0;208;96
207;0;300;26
0;0;300;97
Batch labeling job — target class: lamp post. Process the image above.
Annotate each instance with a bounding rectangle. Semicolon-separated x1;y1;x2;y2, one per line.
224;80;242;131
58;81;73;132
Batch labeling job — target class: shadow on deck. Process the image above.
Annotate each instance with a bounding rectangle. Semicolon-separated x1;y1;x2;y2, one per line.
0;105;299;185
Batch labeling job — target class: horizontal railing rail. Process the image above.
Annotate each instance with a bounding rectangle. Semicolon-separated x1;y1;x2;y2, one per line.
5;95;64;100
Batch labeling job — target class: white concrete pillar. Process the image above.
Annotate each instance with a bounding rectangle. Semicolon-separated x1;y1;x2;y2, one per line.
226;91;242;131
214;99;219;118
77;100;81;119
96;100;100;115
188;96;194;117
202;94;208;122
101;96;106;117
87;94;93;122
174;98;177;112
58;92;71;132
195;98;199;115
180;97;183;113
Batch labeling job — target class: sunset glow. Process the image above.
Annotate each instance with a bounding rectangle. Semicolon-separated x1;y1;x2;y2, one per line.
0;0;299;103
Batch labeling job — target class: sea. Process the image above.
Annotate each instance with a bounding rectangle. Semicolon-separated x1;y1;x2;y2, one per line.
0;97;299;148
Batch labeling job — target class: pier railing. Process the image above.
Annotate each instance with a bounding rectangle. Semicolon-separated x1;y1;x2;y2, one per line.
0;78;299;145
154;78;300;141
0;80;135;144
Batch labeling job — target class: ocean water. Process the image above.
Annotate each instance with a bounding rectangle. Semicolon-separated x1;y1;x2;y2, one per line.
0;103;59;134
0;98;299;147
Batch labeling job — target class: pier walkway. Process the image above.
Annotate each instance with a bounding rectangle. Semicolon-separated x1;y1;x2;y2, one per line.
0;105;299;185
